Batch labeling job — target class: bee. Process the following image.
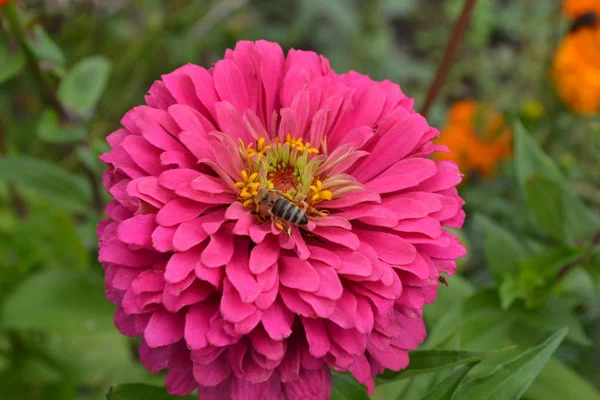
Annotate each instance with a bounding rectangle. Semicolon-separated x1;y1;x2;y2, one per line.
257;188;308;227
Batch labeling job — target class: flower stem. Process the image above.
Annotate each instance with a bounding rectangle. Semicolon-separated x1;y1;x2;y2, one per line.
420;0;478;118
2;2;69;120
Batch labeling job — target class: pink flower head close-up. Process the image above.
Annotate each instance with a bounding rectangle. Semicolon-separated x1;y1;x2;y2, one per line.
98;40;466;399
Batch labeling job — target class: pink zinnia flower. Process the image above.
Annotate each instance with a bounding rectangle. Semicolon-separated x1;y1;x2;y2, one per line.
98;40;466;399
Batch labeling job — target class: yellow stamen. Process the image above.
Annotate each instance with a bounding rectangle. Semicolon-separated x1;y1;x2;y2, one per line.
285;134;319;154
309;180;333;203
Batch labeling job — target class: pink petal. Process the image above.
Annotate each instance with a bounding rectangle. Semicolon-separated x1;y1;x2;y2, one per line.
98;240;156;267
261;297;295;340
158;168;202;191
354;114;427;181
302;317;331;358
195;263;225;290
185;302;217;350
193;352;231;386
329;290;358;329
311;226;360;251
201;229;235;268
226;239;262;303
355;295;374;334
337;249;373;277
298;291;335;318
173;218;209;252
220;279;257;323
214;59;251;114
367;342;409;371
308;246;342;269
152;225;176;252
215;101;252;143
249;326;285;361
364;158;437;194
313;263;343;300
156;199;210;227
117;214;156;249
249;235;280;274
144;310;184;348
355;229;416;265
279;256;320;292
164;247;201;283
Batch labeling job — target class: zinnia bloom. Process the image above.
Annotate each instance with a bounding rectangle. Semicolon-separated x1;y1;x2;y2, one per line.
563;0;600;19
98;40;466;399
553;24;600;114
436;100;512;179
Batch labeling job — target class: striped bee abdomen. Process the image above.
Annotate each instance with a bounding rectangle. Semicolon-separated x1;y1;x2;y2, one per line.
272;198;308;225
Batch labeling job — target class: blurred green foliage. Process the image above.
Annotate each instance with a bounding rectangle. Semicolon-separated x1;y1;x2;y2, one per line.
0;0;599;399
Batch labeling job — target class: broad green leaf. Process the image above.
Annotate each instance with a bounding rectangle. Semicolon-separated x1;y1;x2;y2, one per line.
420;365;477;400
516;246;586;308
377;348;512;382
525;175;565;241
57;56;112;118
0;156;91;212
514;123;599;244
46;333;160;387
27;25;66;65
526;358;600;400
330;372;370;400
37;109;86;143
498;275;524;310
8;209;89;271
0;36;25;83
106;384;196;400
475;213;528;282
513;297;591;346
424;274;474;326
428;290;516;351
1;269;115;336
514;122;565;189
452;328;567;400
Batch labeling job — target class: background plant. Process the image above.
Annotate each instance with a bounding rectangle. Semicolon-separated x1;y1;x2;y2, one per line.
0;1;599;399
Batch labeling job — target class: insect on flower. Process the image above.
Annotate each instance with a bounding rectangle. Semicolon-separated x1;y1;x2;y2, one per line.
257;187;309;231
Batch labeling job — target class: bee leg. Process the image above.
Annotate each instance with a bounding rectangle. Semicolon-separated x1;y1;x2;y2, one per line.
299;200;309;212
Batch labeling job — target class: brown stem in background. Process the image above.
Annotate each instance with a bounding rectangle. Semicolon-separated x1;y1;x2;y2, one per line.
0;116;27;219
3;2;70;121
3;3;105;215
556;230;600;280
420;0;478;117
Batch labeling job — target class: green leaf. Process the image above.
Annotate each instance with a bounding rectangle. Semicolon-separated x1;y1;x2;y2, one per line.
377;348;513;382
0;156;90;212
0;36;26;83
514;122;599;244
419;365;477;400
526;359;600;400
8;209;89;271
106;384;196;400
37;109;86;143
330;372;370;400
525;175;565;241
1;269;116;336
513;297;591;346
514;122;565;189
57;56;112;118
452;328;568;400
27;25;65;65
476;213;529;282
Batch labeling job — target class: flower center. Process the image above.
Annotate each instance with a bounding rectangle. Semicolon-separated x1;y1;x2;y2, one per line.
234;136;332;221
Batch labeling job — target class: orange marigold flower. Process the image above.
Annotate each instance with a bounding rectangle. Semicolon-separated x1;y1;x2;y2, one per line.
436;100;512;179
563;0;600;19
552;25;600;114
